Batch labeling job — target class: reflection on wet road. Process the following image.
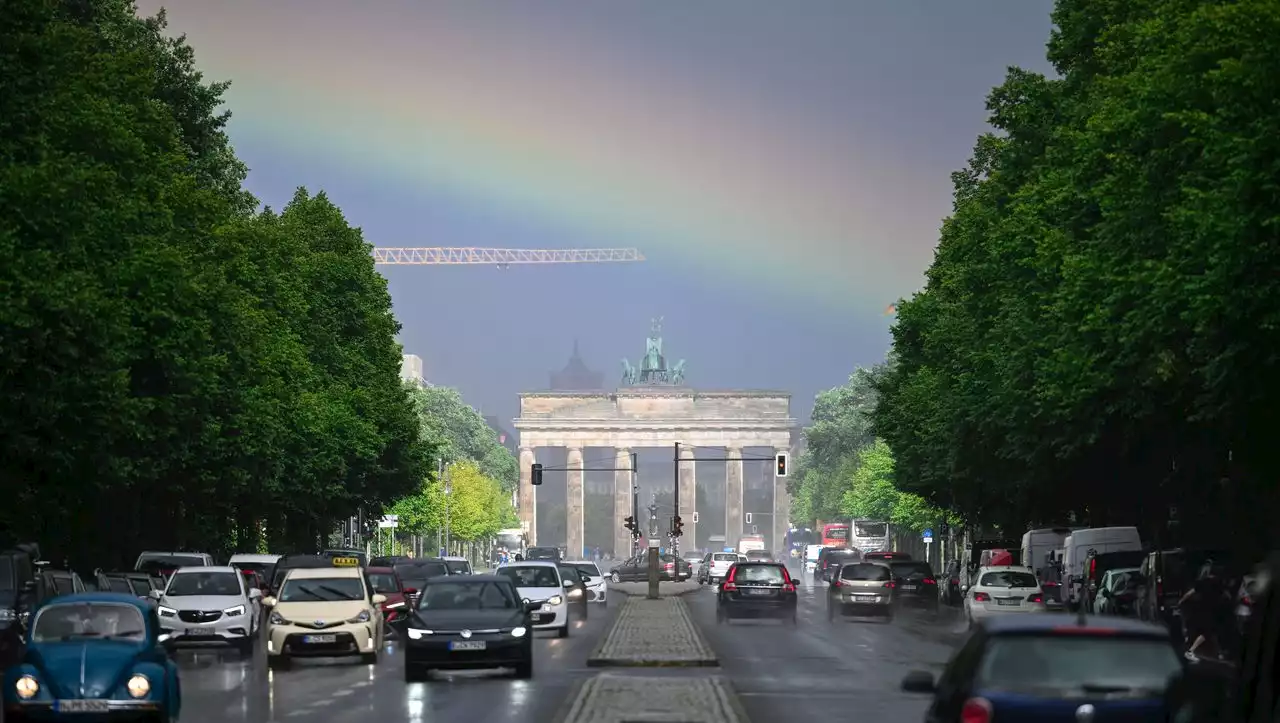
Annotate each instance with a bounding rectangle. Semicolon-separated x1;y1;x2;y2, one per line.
174;571;963;723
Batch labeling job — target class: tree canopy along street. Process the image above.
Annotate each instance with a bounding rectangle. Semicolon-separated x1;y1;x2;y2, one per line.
870;0;1280;548
0;1;445;566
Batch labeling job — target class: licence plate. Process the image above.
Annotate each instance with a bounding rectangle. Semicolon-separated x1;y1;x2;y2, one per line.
902;585;918;591
56;700;110;713
530;613;542;623
997;599;1020;606
303;634;337;643
854;595;876;602
746;588;771;596
184;627;205;636
449;641;486;651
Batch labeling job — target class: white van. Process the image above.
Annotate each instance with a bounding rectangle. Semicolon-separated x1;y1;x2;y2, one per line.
1061;527;1142;605
1021;528;1073;577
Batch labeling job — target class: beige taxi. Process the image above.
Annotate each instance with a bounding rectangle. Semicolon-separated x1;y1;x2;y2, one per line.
262;563;385;668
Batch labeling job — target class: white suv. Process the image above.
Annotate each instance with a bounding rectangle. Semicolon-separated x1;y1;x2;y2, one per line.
702;553;742;585
153;566;262;656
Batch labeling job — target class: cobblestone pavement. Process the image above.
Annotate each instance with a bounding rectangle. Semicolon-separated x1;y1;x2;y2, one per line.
560;673;748;723
590;596;717;666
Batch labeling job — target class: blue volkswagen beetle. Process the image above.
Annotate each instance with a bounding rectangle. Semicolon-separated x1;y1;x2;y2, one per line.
2;592;180;722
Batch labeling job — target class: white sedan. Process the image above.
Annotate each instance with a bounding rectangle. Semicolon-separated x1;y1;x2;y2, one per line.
965;565;1047;626
565;560;608;604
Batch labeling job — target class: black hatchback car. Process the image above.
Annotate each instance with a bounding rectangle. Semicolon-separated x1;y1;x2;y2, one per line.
888;560;939;611
716;562;799;624
816;548;861;583
402;574;539;681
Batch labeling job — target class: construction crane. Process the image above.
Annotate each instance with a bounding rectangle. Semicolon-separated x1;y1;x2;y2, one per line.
372;247;645;268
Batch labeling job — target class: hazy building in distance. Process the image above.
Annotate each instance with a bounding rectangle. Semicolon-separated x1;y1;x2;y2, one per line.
400;354;426;387
549;340;604;390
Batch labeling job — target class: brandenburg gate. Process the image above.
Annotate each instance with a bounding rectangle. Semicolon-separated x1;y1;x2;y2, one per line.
514;319;795;558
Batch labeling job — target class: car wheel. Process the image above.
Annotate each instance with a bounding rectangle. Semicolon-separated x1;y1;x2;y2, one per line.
361;651;379;665
557;624;569;639
513;659;533;679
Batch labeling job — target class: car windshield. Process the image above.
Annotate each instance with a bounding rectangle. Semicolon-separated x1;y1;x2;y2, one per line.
977;635;1181;697
496;566;560;588
419;581;517;610
557;566;584;584
891;562;935;579
842;563;891;581
367;573;400;594
980;571;1039;588
573;563;601;577
105;577;131;593
734;565;785;583
278;577;365;602
127;579;152;596
138;554;205;568
395;562;448;586
443;560;471;574
165;571;241;596
33;602;146;642
713;554;738;562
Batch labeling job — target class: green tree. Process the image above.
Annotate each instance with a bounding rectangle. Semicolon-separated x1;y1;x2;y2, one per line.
405;385;517;490
791;365;884;525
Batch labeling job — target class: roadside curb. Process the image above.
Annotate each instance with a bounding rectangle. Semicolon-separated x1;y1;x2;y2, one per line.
587;597;720;668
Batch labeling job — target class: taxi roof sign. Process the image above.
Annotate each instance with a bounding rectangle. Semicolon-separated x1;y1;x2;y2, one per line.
330;556;361;567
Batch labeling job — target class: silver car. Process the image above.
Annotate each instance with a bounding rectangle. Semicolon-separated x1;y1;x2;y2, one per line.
153;566;262;656
826;562;894;621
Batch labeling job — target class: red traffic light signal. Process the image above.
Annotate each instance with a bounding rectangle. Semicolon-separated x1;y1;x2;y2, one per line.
775;452;789;478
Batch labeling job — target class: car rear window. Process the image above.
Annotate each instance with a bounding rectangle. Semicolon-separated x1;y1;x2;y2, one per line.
732;564;785;583
980;570;1039;588
841;563;890;581
891;562;934;578
713;554;738;562
976;635;1181;696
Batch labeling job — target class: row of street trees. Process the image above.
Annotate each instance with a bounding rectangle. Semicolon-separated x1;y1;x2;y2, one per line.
791;367;951;536
0;1;435;566
387;386;519;551
871;0;1280;550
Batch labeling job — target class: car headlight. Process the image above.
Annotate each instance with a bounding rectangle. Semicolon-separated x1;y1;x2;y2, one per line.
347;610;371;623
223;605;245;617
511;626;527;638
385;602;405;609
15;675;38;699
126;675;150;699
406;628;433;640
547;595;563;606
567;588;583;598
158;606;176;617
269;611;288;625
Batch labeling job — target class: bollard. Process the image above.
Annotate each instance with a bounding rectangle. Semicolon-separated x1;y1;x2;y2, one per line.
646;540;660;599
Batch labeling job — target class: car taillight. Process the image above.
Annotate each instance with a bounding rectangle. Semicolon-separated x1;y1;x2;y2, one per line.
884;581;895;589
783;580;796;592
665;562;673;570
1028;593;1044;603
831;579;843;588
960;697;992;723
922;578;936;585
722;582;738;591
1089;558;1096;578
973;592;991;602
1241;593;1253;606
950;578;959;585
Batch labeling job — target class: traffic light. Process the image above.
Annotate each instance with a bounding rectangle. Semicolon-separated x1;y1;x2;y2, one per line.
775;452;789;477
531;463;543;486
672;515;684;537
623;516;636;532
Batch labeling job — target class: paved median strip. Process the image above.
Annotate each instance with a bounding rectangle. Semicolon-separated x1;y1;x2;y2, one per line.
588;596;719;667
560;673;749;723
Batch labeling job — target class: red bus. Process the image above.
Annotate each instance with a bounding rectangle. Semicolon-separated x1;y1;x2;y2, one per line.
821;522;850;547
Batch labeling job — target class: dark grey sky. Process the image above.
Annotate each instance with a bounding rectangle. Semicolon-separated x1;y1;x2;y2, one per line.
140;0;1057;421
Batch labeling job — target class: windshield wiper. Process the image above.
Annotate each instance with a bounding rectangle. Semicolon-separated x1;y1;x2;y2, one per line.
317;585;357;600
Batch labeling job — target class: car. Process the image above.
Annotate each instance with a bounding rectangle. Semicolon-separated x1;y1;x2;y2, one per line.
365;567;411;629
744;550;775;563
440;557;473;575
494;562;570;638
0;545;40;668
227;553;282;591
827;561;895;621
267;554;339;596
864;551;912;562
262;563;386;668
402;574;536;681
699;552;742;586
964;565;1048;626
2;593;181;722
816;548;861;583
133;552;213;576
321;549;369;567
565;561;608;604
716;562;799;624
93;572;160;601
525;546;561;562
393;560;451;607
887;560;939;612
901;615;1187;722
556;565;591;618
151;566;262;656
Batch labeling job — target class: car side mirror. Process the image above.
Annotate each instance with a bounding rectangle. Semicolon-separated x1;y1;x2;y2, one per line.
248;588;262;600
525;601;541;613
960;584;969;593
403;588;418;596
157;633;172;644
901;670;936;693
148;589;163;601
371;594;387;605
563;580;575;588
261;596;277;607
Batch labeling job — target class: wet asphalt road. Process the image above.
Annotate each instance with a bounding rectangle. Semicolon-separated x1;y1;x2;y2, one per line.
170;566;966;723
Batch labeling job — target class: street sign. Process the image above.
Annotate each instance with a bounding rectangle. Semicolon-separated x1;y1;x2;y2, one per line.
923;538;933;546
648;538;660;548
378;516;398;528
922;528;932;538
